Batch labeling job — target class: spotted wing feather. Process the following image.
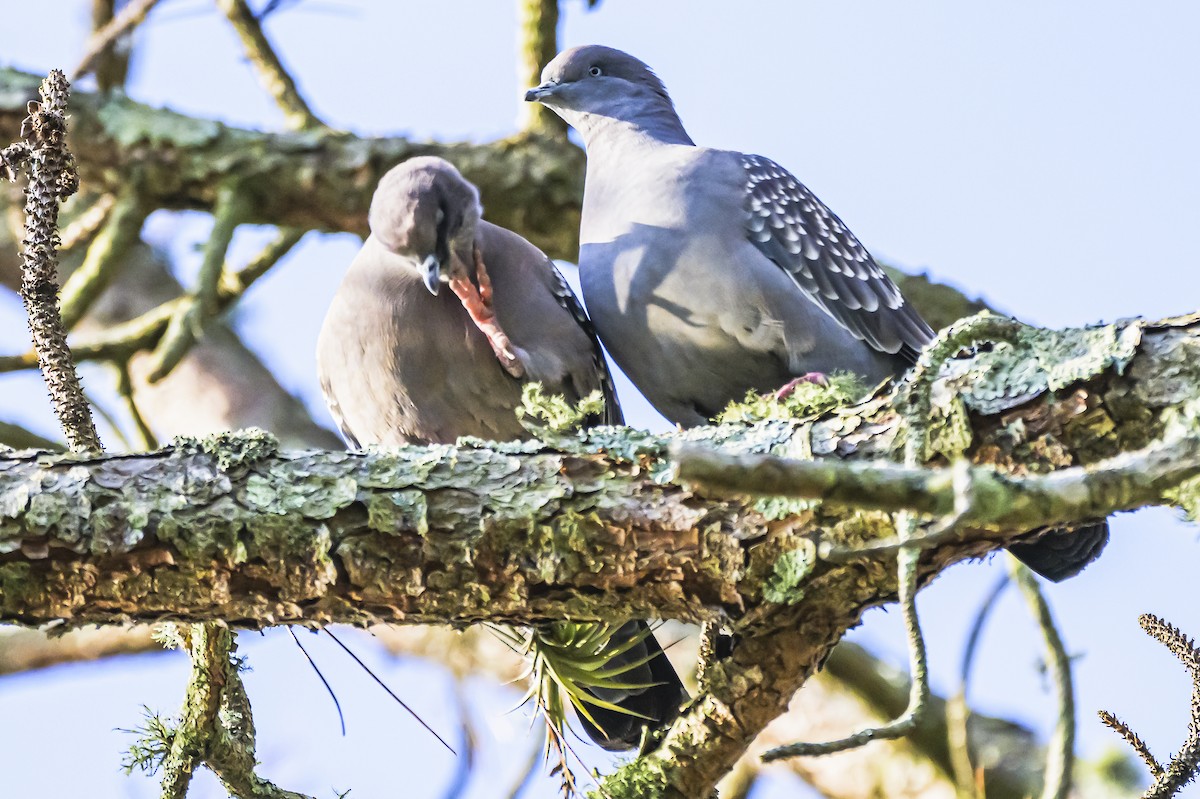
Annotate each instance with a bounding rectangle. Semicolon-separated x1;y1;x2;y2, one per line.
742;154;934;363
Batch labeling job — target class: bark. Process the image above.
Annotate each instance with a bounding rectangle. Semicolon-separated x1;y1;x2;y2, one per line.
2;313;1198;796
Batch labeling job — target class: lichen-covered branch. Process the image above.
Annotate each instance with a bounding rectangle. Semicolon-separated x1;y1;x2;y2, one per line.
145;181;249;382
517;0;565;135
1012;562;1074;799
58;183;146;328
0;67;585;259
73;0;161;86
2;315;1199;797
151;622;313;799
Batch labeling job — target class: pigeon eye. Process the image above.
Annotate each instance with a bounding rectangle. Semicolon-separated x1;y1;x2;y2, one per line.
588;66;603;77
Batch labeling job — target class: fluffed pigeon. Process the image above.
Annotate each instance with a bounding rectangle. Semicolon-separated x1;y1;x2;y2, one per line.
316;155;686;749
526;46;1108;582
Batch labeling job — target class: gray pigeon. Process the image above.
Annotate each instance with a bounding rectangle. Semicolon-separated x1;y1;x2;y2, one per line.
316;155;686;750
526;46;1108;582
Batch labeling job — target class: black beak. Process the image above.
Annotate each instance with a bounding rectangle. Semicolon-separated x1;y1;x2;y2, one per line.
420;254;441;295
524;82;558;102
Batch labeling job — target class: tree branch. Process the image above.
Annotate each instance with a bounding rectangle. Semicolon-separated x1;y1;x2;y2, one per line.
516;0;565;136
73;0;162;86
215;0;326;132
0;67;586;260
1;315;1197;796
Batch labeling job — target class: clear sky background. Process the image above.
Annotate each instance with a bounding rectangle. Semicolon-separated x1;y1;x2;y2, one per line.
1;2;1199;797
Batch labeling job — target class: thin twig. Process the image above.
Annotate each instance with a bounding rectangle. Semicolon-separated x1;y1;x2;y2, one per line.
73;0;163;82
59;193;116;252
9;71;102;454
948;573;1010;797
439;680;478;799
763;314;1022;762
1101;614;1200;798
115;360;158;451
1011;562;1075;799
215;0;325;131
88;0;130;92
146;182;249;382
0;226;305;372
673;431;1200;550
59;184;146;328
287;627;345;737
1099;711;1162;780
763;534;929;759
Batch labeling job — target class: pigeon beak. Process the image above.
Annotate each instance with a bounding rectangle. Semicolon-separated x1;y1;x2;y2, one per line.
524;81;558;102
420;254;441;295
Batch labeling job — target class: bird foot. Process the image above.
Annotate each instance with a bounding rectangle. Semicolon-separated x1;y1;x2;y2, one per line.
774;372;829;399
449;247;526;379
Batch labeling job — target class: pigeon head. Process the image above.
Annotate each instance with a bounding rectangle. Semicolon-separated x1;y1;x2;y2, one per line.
525;46;692;145
368;156;481;295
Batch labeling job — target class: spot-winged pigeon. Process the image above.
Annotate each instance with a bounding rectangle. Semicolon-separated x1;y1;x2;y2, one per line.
316;155;686;750
526;46;1108;582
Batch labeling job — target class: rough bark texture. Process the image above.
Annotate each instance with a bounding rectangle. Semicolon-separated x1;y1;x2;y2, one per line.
2;313;1198;796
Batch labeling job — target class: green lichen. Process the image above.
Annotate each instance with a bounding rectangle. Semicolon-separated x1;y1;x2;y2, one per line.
0;562;35;612
716;372;867;424
97;94;223;149
763;542;816;605
753;496;818;521
241;468;357;519
120;706;176;776
592;755;671;799
1166;476;1200;521
174;428;279;472
517;383;606;434
944;320;1143;416
365;490;428;536
925;394;973;460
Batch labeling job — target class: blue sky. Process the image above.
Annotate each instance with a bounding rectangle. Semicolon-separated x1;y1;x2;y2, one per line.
2;2;1199;797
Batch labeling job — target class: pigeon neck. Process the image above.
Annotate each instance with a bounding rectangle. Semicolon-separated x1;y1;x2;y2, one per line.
576;106;694;149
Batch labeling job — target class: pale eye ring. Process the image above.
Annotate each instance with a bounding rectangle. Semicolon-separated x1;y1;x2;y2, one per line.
588;66;602;77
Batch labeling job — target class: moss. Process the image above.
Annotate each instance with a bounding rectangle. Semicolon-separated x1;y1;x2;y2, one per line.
1166;476;1200;522
0;562;36;613
592;756;671;799
365;490;428;536
517;382;605;434
716;372;867;424
763;542;816;605
174;428;279;472
97;93;224;149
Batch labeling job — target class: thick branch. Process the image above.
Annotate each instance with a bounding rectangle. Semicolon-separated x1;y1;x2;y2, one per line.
0;67;585;259
1;316;1198;798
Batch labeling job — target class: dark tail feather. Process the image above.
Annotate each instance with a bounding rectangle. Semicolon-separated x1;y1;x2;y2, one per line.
575;621;688;751
1007;520;1110;582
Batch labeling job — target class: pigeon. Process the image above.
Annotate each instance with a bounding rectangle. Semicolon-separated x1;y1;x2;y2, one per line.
526;46;1108;581
316;155;686;749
